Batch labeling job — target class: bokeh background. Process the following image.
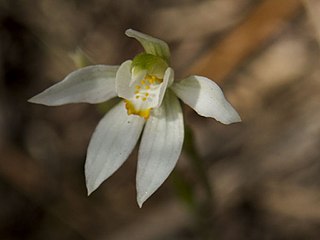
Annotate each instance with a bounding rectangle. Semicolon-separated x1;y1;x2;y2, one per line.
1;0;320;239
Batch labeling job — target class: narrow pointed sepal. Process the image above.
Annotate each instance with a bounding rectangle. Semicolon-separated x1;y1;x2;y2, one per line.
171;76;241;124
136;91;184;207
28;65;119;106
125;29;170;62
85;101;145;195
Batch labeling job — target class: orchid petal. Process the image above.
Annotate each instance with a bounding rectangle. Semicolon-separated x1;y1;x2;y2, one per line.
136;91;184;207
28;65;119;106
125;29;170;62
171;76;241;124
116;60;134;99
155;67;173;108
85;101;145;195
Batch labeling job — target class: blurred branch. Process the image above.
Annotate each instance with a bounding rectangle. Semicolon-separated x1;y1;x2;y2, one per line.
69;47;93;68
189;0;302;82
303;0;320;47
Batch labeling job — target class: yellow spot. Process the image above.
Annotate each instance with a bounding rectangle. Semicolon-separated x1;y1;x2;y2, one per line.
139;109;151;119
145;93;149;96
142;97;147;101
134;90;140;94
135;96;140;99
140;80;146;85
145;85;150;90
124;100;151;119
135;85;141;90
148;77;154;84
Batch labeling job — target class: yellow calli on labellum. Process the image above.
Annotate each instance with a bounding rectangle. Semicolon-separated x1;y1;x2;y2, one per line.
29;29;241;207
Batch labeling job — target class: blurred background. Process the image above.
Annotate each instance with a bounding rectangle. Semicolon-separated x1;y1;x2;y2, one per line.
1;0;320;239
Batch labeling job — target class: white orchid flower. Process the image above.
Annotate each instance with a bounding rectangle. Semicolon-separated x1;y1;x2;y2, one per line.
29;29;241;207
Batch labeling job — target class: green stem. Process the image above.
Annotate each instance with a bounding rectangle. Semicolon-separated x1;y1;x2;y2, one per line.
183;126;213;204
172;125;215;239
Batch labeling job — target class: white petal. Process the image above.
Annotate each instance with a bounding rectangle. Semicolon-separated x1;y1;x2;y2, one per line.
155;67;173;108
28;65;118;106
85;101;145;195
136;91;184;207
171;76;241;124
125;29;170;61
116;60;134;99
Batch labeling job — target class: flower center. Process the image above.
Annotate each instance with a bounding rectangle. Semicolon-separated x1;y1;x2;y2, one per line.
125;74;163;119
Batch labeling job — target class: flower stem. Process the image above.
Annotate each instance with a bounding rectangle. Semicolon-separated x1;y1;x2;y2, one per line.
173;125;215;239
184;126;213;203
185;125;215;239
